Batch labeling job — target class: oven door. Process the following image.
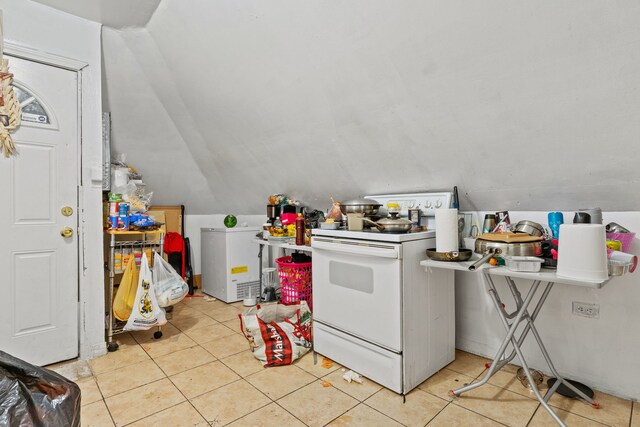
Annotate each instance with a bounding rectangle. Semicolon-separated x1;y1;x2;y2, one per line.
312;237;403;352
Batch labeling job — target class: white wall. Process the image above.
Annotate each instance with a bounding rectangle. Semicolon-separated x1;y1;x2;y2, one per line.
102;0;640;214
455;211;640;400
0;0;105;359
101;27;219;211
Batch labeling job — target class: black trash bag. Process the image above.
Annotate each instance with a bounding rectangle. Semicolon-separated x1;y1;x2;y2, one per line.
0;351;81;427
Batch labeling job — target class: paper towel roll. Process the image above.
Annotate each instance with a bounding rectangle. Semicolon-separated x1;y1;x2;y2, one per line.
436;208;459;252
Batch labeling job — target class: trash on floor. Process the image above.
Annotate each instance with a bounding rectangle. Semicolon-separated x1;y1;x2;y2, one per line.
320;379;332;388
239;301;312;366
0;351;81;426
203;296;216;302
321;357;334;369
342;370;363;384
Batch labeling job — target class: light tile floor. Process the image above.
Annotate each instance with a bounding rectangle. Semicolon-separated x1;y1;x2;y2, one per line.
47;293;637;427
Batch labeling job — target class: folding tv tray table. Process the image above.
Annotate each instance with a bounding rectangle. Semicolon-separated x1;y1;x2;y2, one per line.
420;257;610;427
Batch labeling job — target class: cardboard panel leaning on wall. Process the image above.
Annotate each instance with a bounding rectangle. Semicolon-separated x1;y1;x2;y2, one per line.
149;205;183;235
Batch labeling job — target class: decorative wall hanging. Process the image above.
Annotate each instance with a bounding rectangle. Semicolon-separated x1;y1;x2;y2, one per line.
0;11;22;158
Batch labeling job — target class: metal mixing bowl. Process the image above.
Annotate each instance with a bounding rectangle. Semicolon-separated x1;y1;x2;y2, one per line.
339;197;381;216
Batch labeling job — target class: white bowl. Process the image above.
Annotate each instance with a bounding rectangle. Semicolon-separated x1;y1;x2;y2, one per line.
557;224;608;282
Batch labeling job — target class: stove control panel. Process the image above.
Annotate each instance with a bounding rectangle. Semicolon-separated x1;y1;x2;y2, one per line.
365;192;453;217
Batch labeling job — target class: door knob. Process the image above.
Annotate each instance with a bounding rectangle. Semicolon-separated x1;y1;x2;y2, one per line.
60;227;74;238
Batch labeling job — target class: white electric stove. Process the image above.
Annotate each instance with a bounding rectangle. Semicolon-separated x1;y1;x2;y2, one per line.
311;192;456;394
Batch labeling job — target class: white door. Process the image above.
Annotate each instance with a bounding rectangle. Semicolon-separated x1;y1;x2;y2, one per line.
0;56;79;366
311;237;403;352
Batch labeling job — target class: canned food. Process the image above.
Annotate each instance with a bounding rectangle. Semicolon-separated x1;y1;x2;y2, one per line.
109;202;119;216
108;215;118;229
117;215;130;230
118;202;130;216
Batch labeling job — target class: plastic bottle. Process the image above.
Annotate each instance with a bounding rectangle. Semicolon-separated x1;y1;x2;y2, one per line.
295;213;305;246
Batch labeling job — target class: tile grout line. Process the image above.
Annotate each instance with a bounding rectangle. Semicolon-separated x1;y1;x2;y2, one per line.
446;363;535;427
460;361;615;427
219;378;307;426
423;397;455;426
270;401;311;427
525;404;542;427
360;393;410;427
102;377;173;426
86;367;119;427
144;341;214;425
85;377;118;427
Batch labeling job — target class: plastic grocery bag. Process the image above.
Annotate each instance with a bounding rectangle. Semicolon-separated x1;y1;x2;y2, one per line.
326;198;342;221
124;253;167;331
239;301;312;367
0;350;81;427
153;252;188;307
112;256;139;321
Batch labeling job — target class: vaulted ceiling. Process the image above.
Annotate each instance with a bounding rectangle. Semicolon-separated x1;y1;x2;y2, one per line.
33;0;160;28
31;1;640;214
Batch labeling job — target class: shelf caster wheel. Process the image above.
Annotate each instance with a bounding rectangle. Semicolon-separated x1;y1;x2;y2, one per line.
591;402;601;409
153;331;163;339
107;342;119;352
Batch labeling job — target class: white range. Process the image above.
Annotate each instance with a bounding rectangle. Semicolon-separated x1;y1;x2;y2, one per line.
311;193;456;394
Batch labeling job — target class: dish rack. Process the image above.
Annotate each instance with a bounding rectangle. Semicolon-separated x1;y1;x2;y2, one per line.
105;230;165;352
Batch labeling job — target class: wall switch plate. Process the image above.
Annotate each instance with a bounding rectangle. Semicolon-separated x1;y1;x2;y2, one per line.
572;301;600;318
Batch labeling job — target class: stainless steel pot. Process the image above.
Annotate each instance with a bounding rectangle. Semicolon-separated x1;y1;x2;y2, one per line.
339;197;382;216
469;239;543;271
363;213;412;233
514;220;545;237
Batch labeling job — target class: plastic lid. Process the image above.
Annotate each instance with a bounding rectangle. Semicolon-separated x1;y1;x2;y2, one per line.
298;213;303;217
387;203;400;208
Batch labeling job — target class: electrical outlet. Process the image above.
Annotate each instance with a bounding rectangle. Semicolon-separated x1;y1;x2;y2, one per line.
572;302;600;318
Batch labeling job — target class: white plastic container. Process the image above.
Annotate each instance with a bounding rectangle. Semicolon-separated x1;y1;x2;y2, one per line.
319;222;340;230
557;224;608;282
608;260;633;277
504;256;544;272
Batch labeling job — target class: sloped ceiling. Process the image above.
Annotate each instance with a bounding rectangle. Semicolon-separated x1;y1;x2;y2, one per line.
100;1;640;214
32;0;160;28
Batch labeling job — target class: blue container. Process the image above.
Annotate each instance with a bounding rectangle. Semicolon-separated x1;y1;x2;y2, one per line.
548;212;564;239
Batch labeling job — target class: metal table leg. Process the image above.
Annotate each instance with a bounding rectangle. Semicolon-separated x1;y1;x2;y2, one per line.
107;233;118;352
450;273;600;427
258;244;264;303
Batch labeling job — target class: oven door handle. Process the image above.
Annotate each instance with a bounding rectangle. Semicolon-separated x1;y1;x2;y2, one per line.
312;240;400;259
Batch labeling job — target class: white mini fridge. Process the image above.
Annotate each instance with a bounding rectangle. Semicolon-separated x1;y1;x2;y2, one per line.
201;227;261;302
